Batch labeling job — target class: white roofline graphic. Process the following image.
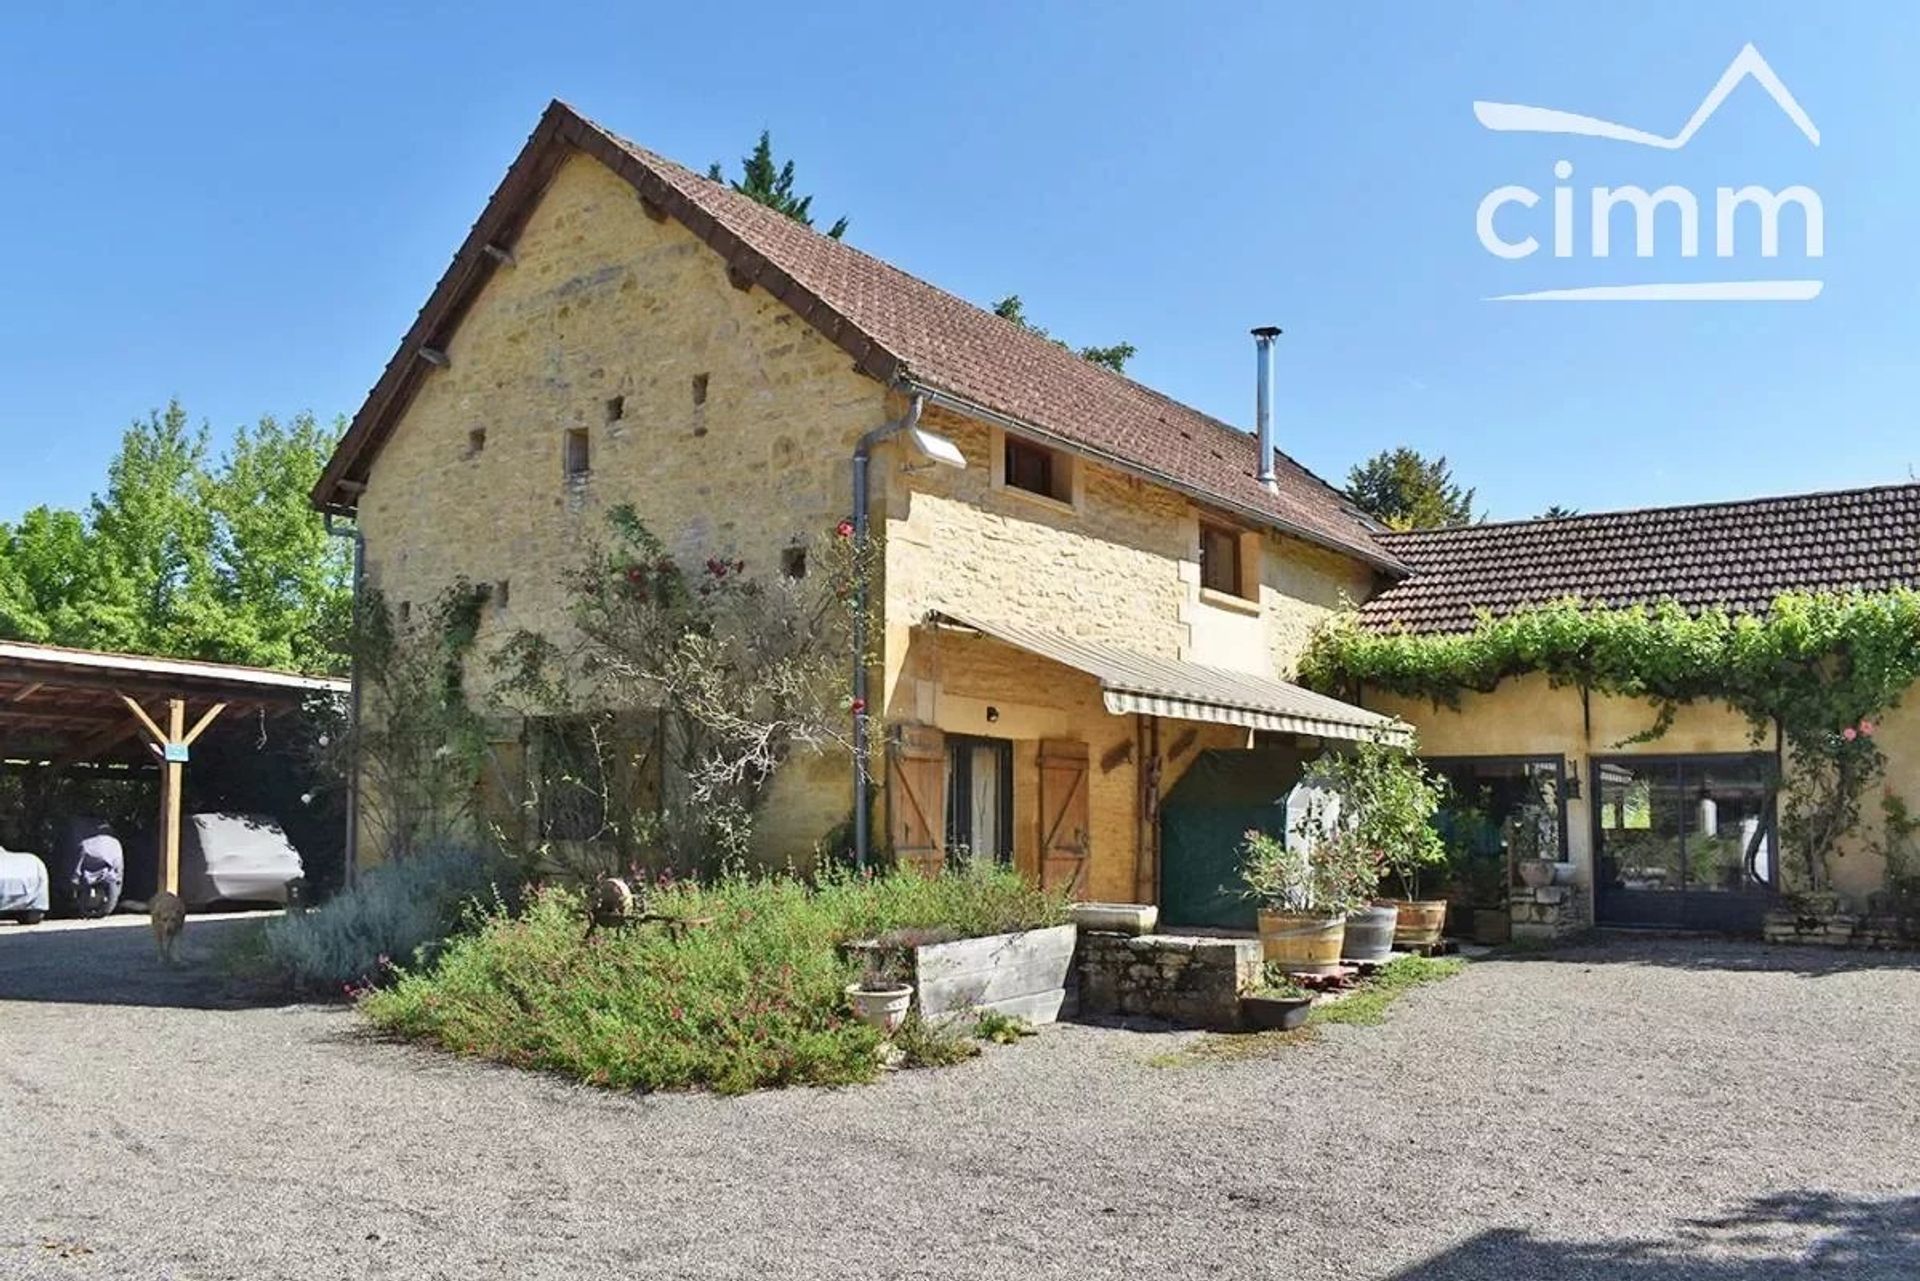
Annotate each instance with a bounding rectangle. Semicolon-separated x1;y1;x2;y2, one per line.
1473;43;1819;149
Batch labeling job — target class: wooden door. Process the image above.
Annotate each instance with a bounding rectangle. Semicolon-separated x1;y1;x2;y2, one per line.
1038;739;1090;895
889;724;946;876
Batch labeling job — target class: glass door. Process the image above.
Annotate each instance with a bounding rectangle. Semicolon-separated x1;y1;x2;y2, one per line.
945;736;1014;866
1593;755;1777;931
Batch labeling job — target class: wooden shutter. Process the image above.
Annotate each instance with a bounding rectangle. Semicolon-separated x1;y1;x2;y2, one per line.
476;738;527;848
888;724;946;876
1039;739;1091;895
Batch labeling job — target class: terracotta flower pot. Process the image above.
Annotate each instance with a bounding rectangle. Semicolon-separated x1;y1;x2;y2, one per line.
1256;911;1346;975
1379;898;1448;948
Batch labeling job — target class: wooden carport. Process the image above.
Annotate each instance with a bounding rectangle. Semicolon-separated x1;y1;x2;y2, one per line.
0;641;347;896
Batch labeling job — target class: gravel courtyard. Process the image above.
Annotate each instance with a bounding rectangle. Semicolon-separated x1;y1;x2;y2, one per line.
2;918;1916;1280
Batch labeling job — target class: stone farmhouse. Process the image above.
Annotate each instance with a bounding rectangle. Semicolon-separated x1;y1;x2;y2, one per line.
313;101;1920;938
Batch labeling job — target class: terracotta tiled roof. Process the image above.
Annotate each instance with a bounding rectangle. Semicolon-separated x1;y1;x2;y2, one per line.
314;102;1400;571
1358;482;1920;634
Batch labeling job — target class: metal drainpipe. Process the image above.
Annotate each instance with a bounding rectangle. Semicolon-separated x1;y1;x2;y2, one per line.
850;393;925;872
324;511;363;889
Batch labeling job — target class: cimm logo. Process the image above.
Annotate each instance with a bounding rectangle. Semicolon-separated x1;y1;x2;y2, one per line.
1473;43;1823;302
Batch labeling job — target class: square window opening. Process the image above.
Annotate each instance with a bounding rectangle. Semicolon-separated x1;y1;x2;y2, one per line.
692;373;710;406
781;546;807;579
466;427;487;458
605;396;625;423
1004;436;1071;504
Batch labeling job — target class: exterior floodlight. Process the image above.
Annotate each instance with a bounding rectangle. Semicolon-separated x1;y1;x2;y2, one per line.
906;425;966;469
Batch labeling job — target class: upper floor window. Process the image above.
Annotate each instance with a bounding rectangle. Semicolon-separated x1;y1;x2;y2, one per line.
1199;522;1246;597
1002;435;1074;505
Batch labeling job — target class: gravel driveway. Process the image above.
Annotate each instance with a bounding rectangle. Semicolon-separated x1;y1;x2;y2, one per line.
3;918;1916;1280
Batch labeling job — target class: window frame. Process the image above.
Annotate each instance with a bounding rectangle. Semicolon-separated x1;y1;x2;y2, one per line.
1589;752;1778;890
563;427;591;480
1196;519;1262;606
944;734;1015;867
1423;753;1571;865
991;427;1079;511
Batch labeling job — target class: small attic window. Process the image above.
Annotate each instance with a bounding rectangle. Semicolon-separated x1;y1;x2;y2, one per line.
1003;436;1074;505
466;427;487;458
781;546;808;580
564;427;591;479
605;396;625;423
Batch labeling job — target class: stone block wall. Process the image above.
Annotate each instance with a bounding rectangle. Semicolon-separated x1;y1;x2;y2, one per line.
1076;931;1264;1030
1509;885;1588;942
1763;908;1913;950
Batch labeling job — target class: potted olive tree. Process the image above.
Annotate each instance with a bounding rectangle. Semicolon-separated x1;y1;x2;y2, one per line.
1315;733;1451;952
1240;815;1377;975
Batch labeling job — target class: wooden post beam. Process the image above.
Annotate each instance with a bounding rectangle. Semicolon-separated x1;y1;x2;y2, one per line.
182;702;226;747
119;694;168;748
161;698;186;897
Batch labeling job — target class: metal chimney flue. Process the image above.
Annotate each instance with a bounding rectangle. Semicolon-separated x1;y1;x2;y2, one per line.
1251;326;1281;492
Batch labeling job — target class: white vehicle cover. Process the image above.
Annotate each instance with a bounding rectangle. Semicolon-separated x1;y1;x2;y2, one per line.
53;817;124;917
179;813;304;909
0;847;50;915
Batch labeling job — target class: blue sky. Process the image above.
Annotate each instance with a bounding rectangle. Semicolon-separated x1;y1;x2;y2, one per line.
0;1;1910;523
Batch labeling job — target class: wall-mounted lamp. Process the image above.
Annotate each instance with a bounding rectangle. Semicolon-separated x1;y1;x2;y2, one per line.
985;706;1000;723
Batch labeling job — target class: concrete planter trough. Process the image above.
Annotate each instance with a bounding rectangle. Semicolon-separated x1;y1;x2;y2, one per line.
913;923;1078;1026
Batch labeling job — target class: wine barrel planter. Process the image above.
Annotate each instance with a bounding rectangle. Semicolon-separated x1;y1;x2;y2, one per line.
1343;903;1398;962
1380;898;1448;948
1256;911;1346;974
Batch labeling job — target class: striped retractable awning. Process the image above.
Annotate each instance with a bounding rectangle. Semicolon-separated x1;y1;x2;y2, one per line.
925;610;1408;745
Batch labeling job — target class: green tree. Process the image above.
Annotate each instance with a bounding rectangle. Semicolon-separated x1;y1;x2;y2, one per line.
0;507;93;642
1538;504;1579;520
992;295;1137;374
1344;448;1477;530
0;402;351;674
85;402;216;655
199;413;354;673
707;130;848;239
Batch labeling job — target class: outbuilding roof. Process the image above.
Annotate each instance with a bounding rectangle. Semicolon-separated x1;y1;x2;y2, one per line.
1358;481;1920;634
312;101;1400;572
0;641;347;767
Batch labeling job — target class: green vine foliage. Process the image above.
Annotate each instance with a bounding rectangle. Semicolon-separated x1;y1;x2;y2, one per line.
1300;591;1920;892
